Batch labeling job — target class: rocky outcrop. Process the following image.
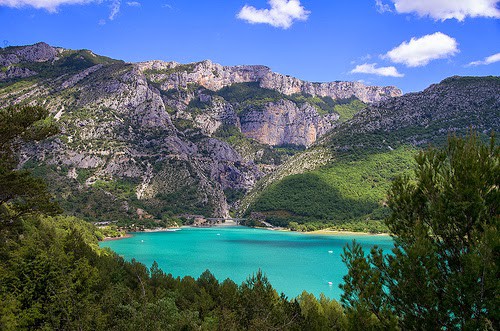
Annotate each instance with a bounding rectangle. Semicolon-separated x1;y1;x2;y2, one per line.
0;66;37;80
140;60;270;91
323;76;500;150
139;59;402;103
240;99;338;147
0;42;59;66
261;73;401;103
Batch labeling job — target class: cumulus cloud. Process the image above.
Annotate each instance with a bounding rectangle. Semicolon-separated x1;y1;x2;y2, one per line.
391;0;500;21
0;0;95;12
384;32;459;67
350;63;404;77
126;1;140;6
237;0;310;29
375;0;392;13
467;52;500;66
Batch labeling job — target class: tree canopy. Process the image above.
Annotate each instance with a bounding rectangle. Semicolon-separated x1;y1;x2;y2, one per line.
341;132;499;330
0;105;60;230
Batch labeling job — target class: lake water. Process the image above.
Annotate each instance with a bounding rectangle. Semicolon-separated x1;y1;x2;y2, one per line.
100;226;393;299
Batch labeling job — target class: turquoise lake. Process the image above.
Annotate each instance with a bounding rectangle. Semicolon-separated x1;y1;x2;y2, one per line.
100;226;393;300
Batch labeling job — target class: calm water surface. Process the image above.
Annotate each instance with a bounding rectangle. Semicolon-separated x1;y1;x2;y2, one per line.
100;226;393;299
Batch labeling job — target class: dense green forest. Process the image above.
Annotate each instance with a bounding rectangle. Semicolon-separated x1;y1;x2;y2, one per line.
248;147;416;229
1;105;497;330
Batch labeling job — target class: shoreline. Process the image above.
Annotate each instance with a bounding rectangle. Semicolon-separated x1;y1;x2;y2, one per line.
302;229;391;236
102;233;133;241
99;222;391;242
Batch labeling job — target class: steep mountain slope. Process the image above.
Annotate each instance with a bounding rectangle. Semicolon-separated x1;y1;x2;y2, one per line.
0;42;399;222
242;76;500;227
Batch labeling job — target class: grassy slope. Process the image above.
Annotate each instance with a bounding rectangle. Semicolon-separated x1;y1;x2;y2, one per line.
247;146;416;226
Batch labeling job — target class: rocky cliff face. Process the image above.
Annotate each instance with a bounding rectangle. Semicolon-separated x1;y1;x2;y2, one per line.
0;42;401;220
139;59;402;103
260;72;401;103
239;99;338;146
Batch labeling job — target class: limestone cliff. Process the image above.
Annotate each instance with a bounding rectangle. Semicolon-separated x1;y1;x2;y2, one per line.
0;42;401;220
239;99;338;146
139;59;401;103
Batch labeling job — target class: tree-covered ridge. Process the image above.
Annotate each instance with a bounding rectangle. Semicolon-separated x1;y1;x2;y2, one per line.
246;147;416;228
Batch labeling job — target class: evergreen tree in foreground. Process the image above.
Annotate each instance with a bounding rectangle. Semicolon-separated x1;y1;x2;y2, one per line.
341;132;499;330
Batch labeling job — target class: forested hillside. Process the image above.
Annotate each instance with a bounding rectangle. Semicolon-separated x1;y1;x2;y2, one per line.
243;76;500;229
1;105;497;330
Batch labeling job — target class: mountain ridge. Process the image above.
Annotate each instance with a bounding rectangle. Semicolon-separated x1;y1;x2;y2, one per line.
1;42;498;227
241;75;499;226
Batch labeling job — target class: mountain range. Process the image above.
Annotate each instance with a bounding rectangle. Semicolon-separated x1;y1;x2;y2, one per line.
1;42;498;227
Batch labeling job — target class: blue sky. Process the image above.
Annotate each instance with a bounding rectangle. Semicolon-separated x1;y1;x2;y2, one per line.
1;0;499;92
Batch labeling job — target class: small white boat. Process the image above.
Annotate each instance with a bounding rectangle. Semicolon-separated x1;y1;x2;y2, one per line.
217;233;221;236
328;282;333;286
328;250;333;253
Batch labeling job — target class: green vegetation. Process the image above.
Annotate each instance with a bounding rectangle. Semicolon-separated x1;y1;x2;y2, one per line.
0;49;122;88
1;105;351;330
1;105;497;330
288;220;388;234
216;83;367;121
217;82;282;105
214;124;301;166
247;147;416;227
341;132;499;329
216;82;284;113
289;94;366;120
333;99;366;122
0;105;60;226
144;63;197;77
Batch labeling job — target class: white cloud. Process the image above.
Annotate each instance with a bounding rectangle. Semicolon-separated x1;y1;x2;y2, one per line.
391;0;500;21
350;63;404;77
360;54;372;61
375;0;392;13
126;1;139;6
237;0;310;29
108;0;120;20
467;52;500;66
0;0;127;20
384;32;459;67
0;0;95;12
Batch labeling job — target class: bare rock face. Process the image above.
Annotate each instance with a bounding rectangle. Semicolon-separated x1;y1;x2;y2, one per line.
261;73;401;103
240;100;338;147
139;59;402;103
0;66;37;80
15;42;59;62
0;42;58;66
139;60;270;91
190;95;240;136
